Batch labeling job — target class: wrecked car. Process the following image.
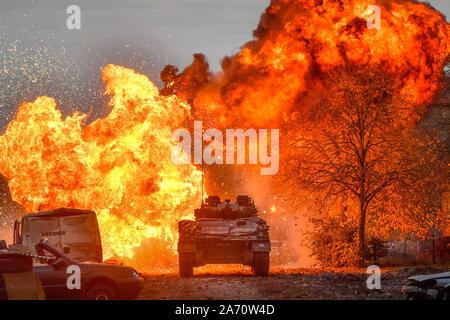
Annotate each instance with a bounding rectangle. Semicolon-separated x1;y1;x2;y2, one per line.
1;240;143;300
402;271;450;300
0;240;46;299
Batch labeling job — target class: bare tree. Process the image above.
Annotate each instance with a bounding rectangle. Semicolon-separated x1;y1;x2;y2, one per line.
282;67;421;261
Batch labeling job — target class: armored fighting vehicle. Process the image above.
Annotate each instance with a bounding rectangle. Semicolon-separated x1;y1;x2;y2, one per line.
177;195;271;277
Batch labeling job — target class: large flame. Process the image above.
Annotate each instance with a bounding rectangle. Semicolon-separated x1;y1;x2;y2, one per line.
0;64;202;267
162;0;449;127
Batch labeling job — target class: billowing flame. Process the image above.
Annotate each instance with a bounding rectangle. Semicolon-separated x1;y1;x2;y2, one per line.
0;64;202;267
162;0;449;127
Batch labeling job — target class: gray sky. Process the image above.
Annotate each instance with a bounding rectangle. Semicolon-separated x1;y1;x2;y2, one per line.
0;0;269;75
0;0;445;70
1;0;445;73
0;0;448;130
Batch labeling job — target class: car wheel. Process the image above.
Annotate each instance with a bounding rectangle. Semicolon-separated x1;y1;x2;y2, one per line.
179;253;194;277
86;283;117;300
253;252;270;276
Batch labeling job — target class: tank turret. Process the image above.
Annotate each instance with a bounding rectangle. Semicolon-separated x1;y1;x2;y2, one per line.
194;196;258;219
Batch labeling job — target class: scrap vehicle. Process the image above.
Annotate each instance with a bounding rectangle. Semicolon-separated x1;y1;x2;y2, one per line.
13;208;102;262
0;239;143;300
177;195;271;277
0;239;46;300
402;271;450;300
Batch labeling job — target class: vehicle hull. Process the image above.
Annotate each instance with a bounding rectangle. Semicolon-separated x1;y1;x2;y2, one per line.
178;238;271;267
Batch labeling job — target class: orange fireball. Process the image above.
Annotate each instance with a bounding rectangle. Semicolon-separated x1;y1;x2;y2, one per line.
0;65;202;266
162;0;449;128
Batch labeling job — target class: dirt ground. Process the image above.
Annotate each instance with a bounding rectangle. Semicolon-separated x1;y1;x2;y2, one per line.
138;266;448;300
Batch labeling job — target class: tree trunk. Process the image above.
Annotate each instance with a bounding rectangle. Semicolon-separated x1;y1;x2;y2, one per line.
357;200;367;264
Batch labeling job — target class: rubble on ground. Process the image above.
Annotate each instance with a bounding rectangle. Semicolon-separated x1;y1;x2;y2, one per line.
138;266;448;300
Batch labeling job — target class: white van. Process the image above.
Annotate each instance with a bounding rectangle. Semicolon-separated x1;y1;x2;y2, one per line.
13;208;102;262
